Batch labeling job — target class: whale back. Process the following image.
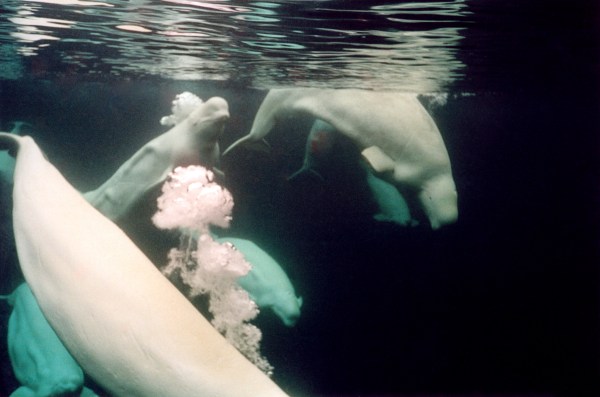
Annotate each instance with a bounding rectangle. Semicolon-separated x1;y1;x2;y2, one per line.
2;133;287;397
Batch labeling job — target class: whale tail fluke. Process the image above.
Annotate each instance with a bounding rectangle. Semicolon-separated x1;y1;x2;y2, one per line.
7;121;33;136
287;166;324;183
361;146;396;174
222;136;249;156
418;173;458;230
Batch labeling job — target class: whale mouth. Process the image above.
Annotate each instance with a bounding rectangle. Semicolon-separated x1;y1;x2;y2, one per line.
214;111;230;121
192;111;230;129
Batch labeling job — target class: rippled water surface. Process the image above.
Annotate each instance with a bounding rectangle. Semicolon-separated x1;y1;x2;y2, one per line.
1;0;597;91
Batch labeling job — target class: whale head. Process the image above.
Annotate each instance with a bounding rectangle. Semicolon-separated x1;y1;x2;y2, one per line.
419;173;458;229
187;96;230;139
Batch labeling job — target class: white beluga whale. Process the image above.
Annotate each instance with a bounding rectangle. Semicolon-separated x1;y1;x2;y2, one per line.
0;132;289;397
215;236;303;327
223;88;458;229
2;283;98;397
84;94;229;221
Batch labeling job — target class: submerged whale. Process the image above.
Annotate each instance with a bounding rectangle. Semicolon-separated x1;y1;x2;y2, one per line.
84;96;229;221
216;236;303;327
0;132;288;397
223;88;458;229
3;283;98;397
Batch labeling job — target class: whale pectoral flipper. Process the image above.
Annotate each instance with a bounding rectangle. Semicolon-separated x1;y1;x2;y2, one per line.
361;146;396;174
222;88;277;157
246;138;271;153
223;137;270;156
222;136;250;156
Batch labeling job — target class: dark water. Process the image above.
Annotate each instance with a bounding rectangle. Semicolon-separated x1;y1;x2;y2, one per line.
1;0;598;91
0;1;599;397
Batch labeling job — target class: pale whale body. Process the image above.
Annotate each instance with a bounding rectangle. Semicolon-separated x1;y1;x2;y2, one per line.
84;96;229;221
3;283;98;397
216;237;302;327
224;88;458;229
0;132;288;397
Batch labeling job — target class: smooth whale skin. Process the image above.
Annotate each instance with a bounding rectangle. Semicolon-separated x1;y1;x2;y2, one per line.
223;88;458;229
3;283;98;397
84;96;229;221
0;132;288;397
216;237;302;327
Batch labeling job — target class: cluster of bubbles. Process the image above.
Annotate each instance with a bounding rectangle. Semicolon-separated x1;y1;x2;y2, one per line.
152;165;273;375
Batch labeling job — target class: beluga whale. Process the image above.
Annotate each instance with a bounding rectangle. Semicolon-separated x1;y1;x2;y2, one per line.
2;282;99;397
215;236;303;327
0;132;289;397
84;94;229;221
223;88;458;229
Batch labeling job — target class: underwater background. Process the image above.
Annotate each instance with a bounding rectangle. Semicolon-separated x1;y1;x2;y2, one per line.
0;0;599;396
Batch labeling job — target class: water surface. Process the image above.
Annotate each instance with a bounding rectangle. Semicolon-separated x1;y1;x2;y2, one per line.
1;0;597;91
